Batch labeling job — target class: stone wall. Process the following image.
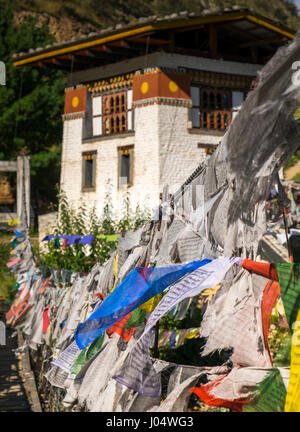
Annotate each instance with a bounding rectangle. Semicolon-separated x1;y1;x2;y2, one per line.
60;103;216;219
38;212;58;250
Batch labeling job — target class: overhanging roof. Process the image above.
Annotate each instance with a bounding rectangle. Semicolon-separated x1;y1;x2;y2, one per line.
12;7;296;71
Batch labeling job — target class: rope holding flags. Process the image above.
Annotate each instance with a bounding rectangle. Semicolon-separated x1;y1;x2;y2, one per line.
42;234;95;246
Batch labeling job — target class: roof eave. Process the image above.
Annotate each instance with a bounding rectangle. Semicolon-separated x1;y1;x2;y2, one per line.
12;10;295;68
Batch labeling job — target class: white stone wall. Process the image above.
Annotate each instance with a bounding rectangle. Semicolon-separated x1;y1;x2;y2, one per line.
157;104;219;194
60;118;84;202
130;104;160;215
38;212;58;251
60;106;161;219
60;104;220;220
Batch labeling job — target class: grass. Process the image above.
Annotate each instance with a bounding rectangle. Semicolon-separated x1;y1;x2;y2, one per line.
293;172;300;182
0;233;17;301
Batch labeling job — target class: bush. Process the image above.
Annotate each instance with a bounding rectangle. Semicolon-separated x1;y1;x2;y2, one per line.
0;234;17;301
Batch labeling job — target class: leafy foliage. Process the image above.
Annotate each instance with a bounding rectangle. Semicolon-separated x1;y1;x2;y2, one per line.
0;0;66;215
284;146;300;169
38;190;150;272
4;0;300;30
0;234;17;301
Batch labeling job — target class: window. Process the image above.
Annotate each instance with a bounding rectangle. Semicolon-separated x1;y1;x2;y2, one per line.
190;86;236;131
118;146;133;187
200;88;232;130
91;89;134;137
82;151;96;191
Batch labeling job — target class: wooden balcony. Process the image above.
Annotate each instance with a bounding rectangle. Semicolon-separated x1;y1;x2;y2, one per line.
200;110;232;130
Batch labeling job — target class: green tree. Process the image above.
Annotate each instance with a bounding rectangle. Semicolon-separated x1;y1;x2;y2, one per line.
0;0;66;220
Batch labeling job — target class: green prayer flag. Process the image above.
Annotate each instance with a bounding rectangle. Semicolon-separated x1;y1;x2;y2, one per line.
243;369;286;412
275;263;300;328
71;334;104;376
96;234;118;242
125;308;146;330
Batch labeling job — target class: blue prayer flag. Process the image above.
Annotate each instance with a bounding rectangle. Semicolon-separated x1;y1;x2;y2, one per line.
79;235;94;245
75;259;211;349
14;230;24;238
67;235;82;245
42;235;54;241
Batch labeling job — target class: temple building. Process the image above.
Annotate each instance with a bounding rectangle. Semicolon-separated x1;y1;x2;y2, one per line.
13;7;295;218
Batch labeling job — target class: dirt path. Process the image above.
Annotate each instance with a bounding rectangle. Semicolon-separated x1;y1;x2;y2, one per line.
284;160;300;180
0;300;31;412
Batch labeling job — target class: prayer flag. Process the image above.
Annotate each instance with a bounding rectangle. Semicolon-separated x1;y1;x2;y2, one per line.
75;259;211;349
275;263;300;329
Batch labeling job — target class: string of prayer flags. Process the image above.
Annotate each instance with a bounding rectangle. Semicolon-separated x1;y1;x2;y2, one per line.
75;259;211;350
152;328;201;349
42;234;95;245
6;214;298;411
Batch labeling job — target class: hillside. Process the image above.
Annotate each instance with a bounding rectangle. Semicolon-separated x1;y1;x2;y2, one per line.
6;0;300;43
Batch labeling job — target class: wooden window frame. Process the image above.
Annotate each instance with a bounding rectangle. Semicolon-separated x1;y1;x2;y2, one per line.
82;150;97;192
102;90;128;136
191;86;234;131
90;88;134;137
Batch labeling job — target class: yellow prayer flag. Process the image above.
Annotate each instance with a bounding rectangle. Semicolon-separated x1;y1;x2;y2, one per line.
285;308;300;412
139;293;163;312
110;253;119;293
186;328;200;339
113;253;118;279
8;219;20;226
